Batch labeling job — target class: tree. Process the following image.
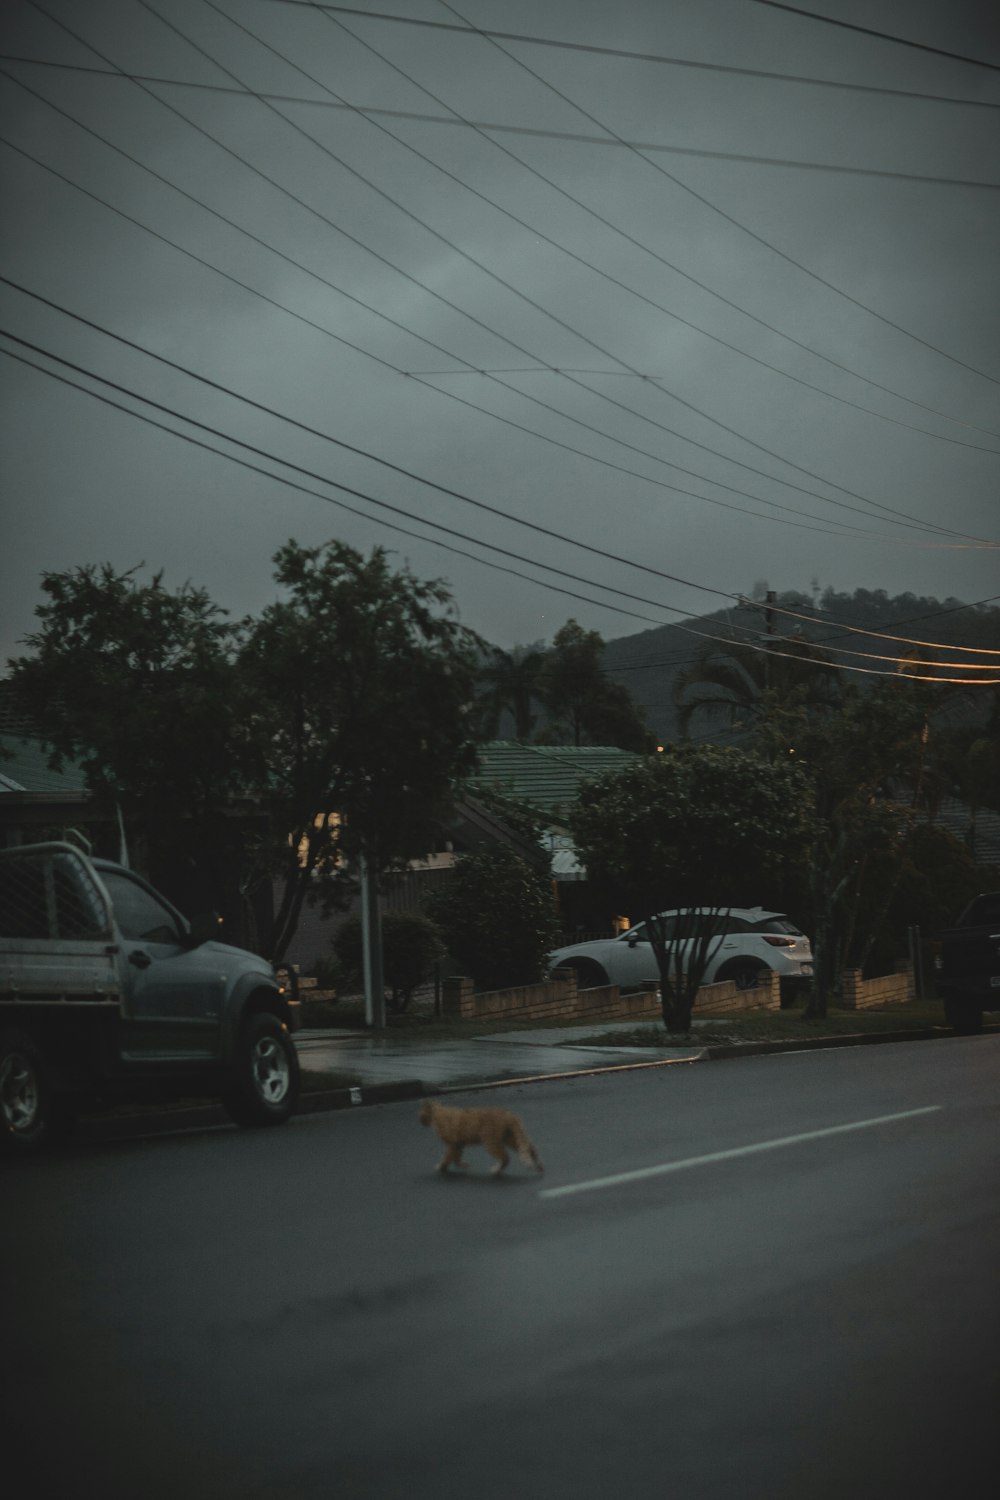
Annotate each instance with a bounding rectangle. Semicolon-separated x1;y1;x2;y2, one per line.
7;563;249;916
673;635;841;740
8;542;484;965
428;844;559;991
568;744;814;1031
752;678;937;1016
539;620;652;750
239;540;483;961
478;644;547;740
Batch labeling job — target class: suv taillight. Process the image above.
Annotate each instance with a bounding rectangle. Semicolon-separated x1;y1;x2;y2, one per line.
762;935;796;947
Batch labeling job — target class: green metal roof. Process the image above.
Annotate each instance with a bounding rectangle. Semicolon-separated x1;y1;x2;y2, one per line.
467;742;641;815
0;736;88;794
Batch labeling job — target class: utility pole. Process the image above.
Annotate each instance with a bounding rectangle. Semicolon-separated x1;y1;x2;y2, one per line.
359;844;385;1029
764;589;776;691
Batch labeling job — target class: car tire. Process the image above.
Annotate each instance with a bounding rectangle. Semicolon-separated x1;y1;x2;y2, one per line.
221;1011;301;1128
717;959;767;991
0;1028;76;1153
942;995;983;1035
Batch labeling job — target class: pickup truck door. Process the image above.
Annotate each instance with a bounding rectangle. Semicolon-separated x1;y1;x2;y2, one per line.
99;870;225;1061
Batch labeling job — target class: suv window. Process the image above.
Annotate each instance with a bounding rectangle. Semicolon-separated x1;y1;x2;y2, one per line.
623;922;652;942
747;917;801;935
101;871;183;945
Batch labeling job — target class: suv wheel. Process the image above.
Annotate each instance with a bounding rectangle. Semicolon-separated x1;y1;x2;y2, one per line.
0;1029;75;1153
222;1012;301;1128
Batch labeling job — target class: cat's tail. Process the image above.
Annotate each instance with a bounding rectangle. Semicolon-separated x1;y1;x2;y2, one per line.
512;1123;544;1173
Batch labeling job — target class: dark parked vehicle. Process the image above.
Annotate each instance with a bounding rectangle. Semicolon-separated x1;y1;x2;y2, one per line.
936;891;1000;1034
0;842;300;1151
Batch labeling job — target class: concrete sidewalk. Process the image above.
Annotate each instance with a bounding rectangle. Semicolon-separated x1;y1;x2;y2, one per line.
294;1020;704;1090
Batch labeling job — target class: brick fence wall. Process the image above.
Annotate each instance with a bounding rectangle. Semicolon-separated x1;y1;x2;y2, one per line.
840;965;914;1010
442;966;781;1023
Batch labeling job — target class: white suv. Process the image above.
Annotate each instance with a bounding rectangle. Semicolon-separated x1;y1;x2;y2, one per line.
548;907;813;1000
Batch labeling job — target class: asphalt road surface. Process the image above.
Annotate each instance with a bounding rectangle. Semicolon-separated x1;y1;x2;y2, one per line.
4;1035;998;1500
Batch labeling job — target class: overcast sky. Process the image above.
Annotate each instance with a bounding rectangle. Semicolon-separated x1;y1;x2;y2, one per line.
2;0;998;669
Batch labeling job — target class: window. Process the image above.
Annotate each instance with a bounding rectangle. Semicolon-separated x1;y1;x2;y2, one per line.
101;871;182;945
747;917;801;935
52;855;108;939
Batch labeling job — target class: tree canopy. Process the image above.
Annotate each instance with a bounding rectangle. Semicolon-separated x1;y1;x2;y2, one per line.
568;743;815;1028
9;542;483;961
538;620;652;751
241;540;482;959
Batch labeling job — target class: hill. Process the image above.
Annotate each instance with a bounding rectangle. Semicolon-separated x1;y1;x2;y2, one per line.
603;588;1000;744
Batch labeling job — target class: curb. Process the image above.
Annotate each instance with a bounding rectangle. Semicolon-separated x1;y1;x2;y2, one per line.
76;1079;428;1144
73;1024;989;1143
701;1026;948;1059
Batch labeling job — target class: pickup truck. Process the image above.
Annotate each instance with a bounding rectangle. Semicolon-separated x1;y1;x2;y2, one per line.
0;842;301;1151
936;891;1000;1035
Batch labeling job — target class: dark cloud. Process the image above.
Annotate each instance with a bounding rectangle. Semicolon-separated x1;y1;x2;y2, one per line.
2;0;998;664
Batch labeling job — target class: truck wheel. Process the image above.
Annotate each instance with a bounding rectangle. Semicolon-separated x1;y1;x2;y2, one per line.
0;1028;74;1153
222;1012;300;1128
942;995;983;1035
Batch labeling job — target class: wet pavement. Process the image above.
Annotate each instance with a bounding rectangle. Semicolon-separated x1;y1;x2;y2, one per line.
294;1022;705;1090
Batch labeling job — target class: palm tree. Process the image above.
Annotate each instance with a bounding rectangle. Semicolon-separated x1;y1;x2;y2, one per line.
673;634;841;739
479;645;547;741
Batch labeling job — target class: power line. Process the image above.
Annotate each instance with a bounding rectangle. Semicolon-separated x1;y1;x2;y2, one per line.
1;137;913;546
259;2;1000;103
5;329;995;685
435;0;1000;389
20;12;999;450
131;9;997;454
6;52;999;190
10;54;983;546
144;0;989;538
285;3;1000;443
745;1;1000;73
741;596;1000;655
607;595;1000;675
0;324;730;605
0;355;670;633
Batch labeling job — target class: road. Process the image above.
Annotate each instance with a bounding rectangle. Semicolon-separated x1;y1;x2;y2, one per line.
3;1035;998;1499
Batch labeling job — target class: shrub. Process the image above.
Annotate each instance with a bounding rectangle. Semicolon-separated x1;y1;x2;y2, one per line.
428;845;558;991
332;910;446;1012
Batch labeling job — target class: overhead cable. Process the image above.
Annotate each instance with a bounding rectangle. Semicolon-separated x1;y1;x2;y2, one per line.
8;64;986;547
6;53;999;191
20;10;1000;448
140;0;991;537
4;332;995;685
745;1;1000;72
740;595;1000;655
284;3;1000;442
0;143;923;546
261;3;1000;102
162;9;1000;453
434;0;1000;387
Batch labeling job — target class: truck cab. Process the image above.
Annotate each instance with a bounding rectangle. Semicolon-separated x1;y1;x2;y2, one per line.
0;842;300;1150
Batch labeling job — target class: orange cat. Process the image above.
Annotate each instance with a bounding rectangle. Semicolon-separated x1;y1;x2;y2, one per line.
419;1100;544;1176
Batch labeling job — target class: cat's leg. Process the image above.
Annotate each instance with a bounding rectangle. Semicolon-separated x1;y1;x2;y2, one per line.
488;1144;510;1176
437;1143;467;1173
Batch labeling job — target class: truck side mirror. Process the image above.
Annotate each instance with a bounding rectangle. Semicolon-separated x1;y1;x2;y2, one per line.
187;912;223;947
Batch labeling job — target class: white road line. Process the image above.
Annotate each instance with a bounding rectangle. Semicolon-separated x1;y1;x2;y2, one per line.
538;1106;942;1200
